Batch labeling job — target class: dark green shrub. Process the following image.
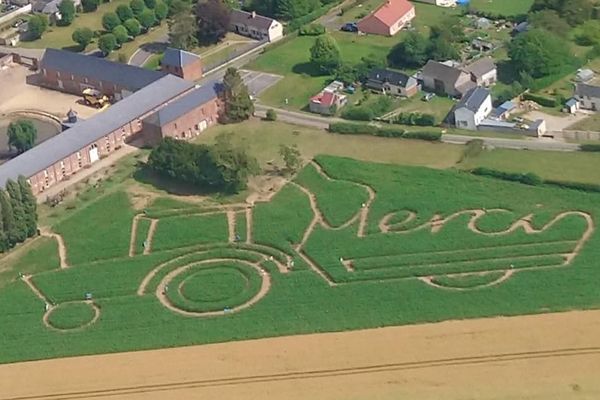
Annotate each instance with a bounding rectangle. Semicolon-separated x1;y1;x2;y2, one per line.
471;168;543;186
403;131;442;141
580;144;600;152
522;92;558;107
299;23;326;36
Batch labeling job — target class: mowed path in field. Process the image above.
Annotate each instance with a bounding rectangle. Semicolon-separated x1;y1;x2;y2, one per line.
2;310;600;400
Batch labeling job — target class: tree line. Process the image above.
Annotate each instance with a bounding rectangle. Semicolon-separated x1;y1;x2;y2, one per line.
0;177;38;253
147;134;258;193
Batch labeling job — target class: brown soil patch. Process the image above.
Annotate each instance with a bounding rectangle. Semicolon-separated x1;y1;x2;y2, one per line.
2;310;600;400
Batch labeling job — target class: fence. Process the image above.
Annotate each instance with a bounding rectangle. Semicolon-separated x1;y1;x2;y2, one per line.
559;130;600;141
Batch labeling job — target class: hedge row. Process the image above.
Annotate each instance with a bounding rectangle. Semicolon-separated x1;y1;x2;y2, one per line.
299;23;326;36
471;168;600;194
286;1;343;32
580;144;600;152
522;92;558;108
470;167;543;186
328;123;442;141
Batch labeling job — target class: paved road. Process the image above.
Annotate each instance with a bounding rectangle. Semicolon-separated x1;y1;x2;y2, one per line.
254;105;581;152
0;45;44;59
128;34;169;66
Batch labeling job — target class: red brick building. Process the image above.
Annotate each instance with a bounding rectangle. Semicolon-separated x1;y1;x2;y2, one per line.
144;81;221;143
160;47;203;82
38;48;167;100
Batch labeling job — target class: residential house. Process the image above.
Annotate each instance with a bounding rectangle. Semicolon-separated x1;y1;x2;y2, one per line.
366;68;419;97
413;0;456;6
357;0;416;37
230;9;283;42
454;87;492;130
160;47;203;81
32;0;81;23
422;60;475;97
576;68;594;83
465;57;497;86
575;83;600;111
309;81;347;115
565;98;579;114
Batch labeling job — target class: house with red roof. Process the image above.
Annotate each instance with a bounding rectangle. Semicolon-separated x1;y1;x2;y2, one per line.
357;0;416;36
309;81;347;115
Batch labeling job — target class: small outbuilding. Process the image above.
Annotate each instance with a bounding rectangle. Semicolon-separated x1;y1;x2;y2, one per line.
160;47;203;81
575;68;594;83
565;98;579;114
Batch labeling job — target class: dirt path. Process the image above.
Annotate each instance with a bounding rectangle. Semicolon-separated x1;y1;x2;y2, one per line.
143;219;158;255
155;258;271;317
3;309;600;399
245;208;252;244
128;215;140;257
39;227;68;269
227;211;236;243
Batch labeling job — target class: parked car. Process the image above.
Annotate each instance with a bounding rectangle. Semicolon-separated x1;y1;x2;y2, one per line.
341;22;358;32
422;92;436;102
12;19;25;28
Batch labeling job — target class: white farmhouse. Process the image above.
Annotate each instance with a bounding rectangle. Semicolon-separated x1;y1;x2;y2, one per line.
230;10;283;42
454;87;493;130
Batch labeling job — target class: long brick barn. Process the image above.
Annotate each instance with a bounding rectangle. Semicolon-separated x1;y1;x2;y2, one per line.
0;49;222;195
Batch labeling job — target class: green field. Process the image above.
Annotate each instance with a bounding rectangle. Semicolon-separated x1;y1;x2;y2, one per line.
469;0;534;16
1;154;600;363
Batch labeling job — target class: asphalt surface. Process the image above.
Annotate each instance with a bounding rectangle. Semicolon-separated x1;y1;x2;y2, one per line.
128;34;169;66
239;70;282;96
254;105;581;152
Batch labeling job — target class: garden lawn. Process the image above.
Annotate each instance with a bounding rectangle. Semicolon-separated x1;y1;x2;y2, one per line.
151;213;229;251
0;237;59;288
1;156;600;364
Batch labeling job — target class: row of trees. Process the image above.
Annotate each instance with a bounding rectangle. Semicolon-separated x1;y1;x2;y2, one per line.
147;134;258;193
168;0;231;50
245;0;336;21
0;177;38;253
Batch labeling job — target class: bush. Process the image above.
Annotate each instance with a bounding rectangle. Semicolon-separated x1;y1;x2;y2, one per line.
545;180;600;193
102;12;121;31
580;144;600;152
265;109;277;121
299;23;326;36
522;92;558;108
124;18;141;36
393;112;436;126
341;106;374;121
471;167;543;186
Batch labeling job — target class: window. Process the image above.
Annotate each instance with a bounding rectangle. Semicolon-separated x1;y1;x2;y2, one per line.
84;77;88;83
56;71;61;78
70;74;74;80
76;151;81;159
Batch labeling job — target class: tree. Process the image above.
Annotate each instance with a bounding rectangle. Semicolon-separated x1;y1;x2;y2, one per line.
18;176;37;238
508;29;571;78
0;198;7;252
428;37;459;61
124;18;142;36
220;67;254;123
27;14;48;40
528;9;570;36
167;0;189;16
574;20;600;46
98;33;117;55
196;0;231;45
279;144;301;173
6;180;27;244
138;8;156;29
144;0;156;9
154;0;168;21
130;0;145;15
388;31;429;68
210;133;259;192
72;27;94;50
0;190;15;247
7;120;37;154
309;34;341;74
168;11;197;49
81;0;99;12
102;12;122;31
57;0;76;26
113;25;129;44
530;0;593;26
116;4;134;21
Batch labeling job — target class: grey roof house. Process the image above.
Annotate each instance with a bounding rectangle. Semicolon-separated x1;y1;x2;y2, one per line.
366;68;419;97
575;83;600;111
465;57;497;86
453;87;492;130
422;60;475;97
230;9;283;42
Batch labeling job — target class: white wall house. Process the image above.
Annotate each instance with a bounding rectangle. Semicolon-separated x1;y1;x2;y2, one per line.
230;9;283;42
454;87;493;131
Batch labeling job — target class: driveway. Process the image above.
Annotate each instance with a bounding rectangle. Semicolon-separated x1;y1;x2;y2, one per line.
239;70;282;96
524;110;590;132
128;34;169;66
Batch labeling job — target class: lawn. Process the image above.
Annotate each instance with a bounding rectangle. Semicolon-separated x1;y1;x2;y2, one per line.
469;0;534;16
1;154;600;363
568;113;600;132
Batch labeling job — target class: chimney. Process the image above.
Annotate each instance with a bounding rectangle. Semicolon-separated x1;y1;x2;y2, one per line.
251;11;256;18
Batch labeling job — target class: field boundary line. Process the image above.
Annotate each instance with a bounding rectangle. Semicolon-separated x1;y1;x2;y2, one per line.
39;227;69;269
128;215;140;257
143;219;158;255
